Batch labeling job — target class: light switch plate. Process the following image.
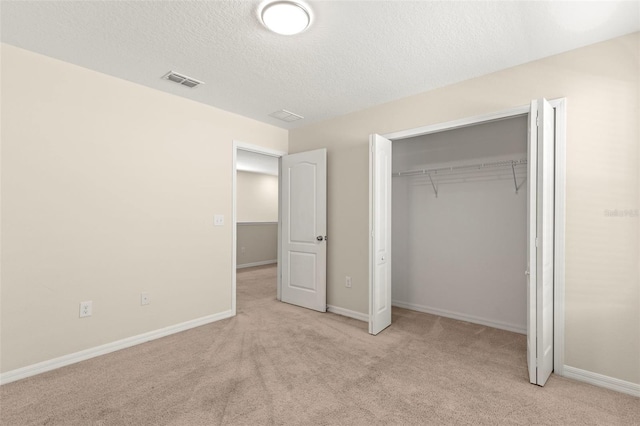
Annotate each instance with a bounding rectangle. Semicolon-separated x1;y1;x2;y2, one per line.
214;214;224;226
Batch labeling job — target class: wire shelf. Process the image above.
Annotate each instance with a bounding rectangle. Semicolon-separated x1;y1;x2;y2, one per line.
392;158;527;197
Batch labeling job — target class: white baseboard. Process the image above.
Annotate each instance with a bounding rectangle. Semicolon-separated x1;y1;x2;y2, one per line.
392;300;526;335
327;304;369;322
0;310;234;386
562;365;640;397
236;260;277;269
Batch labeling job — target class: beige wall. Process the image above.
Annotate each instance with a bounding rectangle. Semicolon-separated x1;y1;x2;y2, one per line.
289;33;640;384
237;223;277;267
237;171;278;223
236;171;279;267
0;45;287;372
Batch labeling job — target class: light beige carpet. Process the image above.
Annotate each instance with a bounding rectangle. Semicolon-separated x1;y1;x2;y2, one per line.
1;265;638;425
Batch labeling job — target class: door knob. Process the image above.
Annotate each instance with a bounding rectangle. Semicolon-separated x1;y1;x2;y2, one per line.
317;236;324;241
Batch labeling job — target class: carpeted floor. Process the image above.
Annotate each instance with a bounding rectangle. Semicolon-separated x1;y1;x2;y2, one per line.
1;264;638;425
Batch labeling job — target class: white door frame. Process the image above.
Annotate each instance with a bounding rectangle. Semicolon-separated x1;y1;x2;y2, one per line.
378;99;567;376
232;141;286;316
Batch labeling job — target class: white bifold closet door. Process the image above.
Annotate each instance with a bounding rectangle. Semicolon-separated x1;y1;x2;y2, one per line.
280;149;327;312
369;134;392;335
527;98;555;386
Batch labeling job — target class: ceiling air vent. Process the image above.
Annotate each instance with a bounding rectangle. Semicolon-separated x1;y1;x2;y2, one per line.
162;71;204;88
269;109;304;122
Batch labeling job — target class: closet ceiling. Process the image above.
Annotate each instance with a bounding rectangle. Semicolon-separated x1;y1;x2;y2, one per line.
2;1;638;129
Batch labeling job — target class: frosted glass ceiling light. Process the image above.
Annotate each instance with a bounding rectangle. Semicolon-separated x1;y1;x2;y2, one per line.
261;1;311;35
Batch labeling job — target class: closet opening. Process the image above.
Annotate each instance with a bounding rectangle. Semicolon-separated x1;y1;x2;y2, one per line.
391;115;529;334
369;99;567;386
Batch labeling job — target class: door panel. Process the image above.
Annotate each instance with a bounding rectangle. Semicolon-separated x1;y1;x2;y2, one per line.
536;98;555;385
289;252;317;291
289;162;317;242
369;134;392;335
527;98;555;386
281;149;327;312
527;101;538;384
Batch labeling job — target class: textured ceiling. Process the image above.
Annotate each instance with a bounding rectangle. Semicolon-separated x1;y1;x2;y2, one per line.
2;1;638;129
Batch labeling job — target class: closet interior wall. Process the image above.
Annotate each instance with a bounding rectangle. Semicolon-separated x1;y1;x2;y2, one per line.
391;116;529;333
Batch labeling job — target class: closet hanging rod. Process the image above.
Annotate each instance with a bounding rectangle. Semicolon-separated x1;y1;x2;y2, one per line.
392;158;527;178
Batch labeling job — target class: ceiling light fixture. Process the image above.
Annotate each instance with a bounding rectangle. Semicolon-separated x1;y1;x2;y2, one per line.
260;1;311;35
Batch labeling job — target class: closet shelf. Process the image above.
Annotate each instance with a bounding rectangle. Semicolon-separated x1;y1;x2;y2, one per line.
393;158;527;197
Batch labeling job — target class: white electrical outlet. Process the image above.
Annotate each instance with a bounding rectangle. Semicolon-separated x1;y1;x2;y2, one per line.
214;214;224;226
141;293;150;306
79;301;92;318
345;276;352;288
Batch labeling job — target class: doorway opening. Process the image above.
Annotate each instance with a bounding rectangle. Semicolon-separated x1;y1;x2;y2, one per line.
232;143;328;316
236;151;279;270
232;142;285;315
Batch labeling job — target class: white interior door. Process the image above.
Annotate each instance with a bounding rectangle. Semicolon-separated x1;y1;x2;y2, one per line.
369;134;392;335
280;149;327;312
527;98;555;386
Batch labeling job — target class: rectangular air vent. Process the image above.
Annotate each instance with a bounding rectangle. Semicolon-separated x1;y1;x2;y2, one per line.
162;71;204;88
269;109;304;122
